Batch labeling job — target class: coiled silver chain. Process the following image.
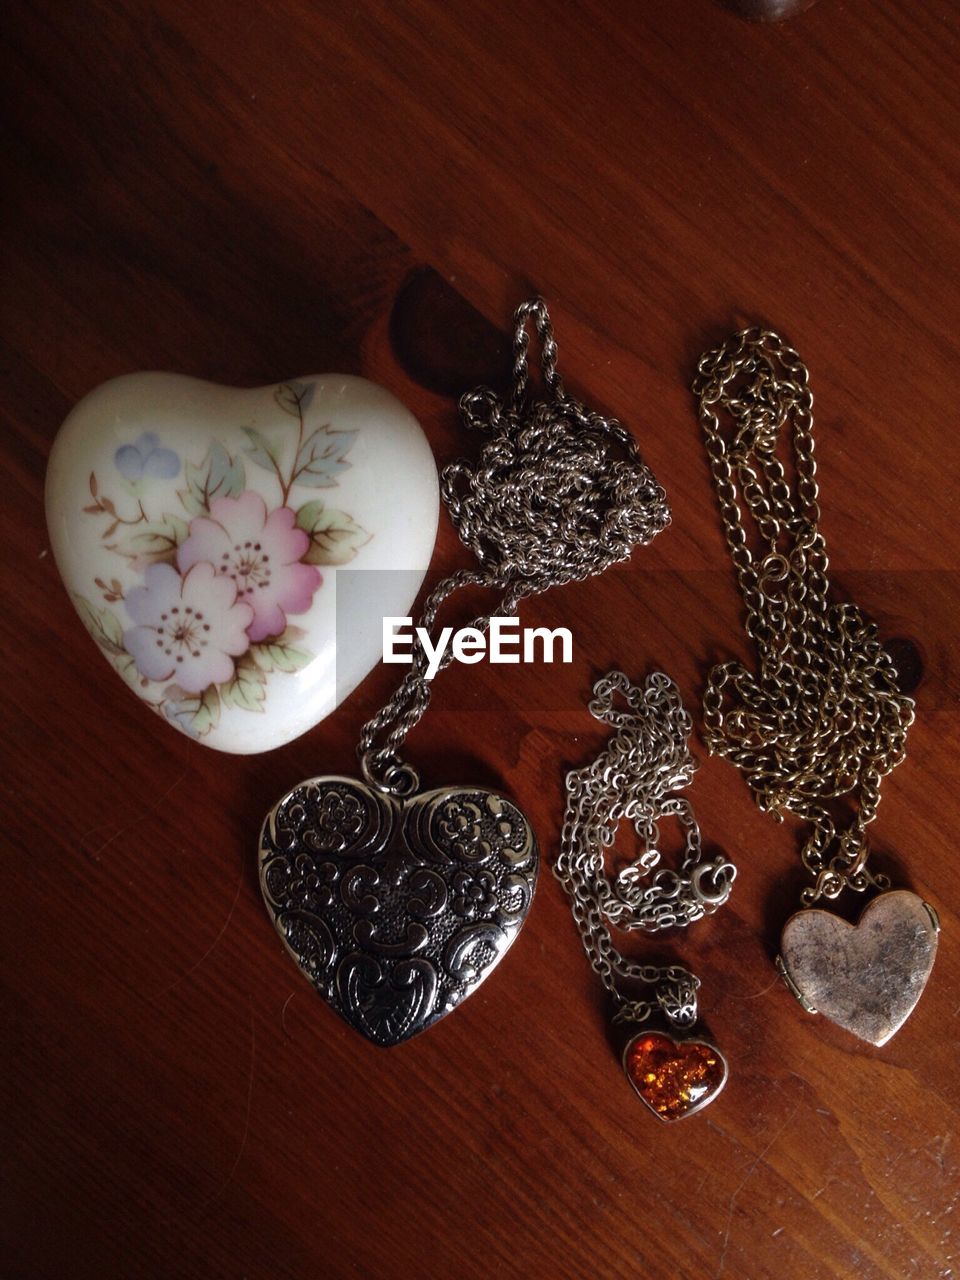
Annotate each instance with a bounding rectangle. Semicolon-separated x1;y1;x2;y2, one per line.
557;671;736;1029
359;298;670;795
693;328;914;904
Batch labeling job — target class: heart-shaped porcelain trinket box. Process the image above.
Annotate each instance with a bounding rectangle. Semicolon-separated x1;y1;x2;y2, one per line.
45;373;438;753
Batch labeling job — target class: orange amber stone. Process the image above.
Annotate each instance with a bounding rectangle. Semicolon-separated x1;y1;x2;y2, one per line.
623;1031;727;1121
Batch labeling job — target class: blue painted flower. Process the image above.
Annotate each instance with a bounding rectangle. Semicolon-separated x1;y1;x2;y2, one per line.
114;432;181;481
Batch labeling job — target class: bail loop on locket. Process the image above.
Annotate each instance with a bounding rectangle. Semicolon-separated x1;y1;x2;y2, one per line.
360;749;420;798
656;975;699;1030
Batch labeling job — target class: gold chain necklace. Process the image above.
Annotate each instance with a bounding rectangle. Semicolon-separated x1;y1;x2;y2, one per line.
694;327;939;1046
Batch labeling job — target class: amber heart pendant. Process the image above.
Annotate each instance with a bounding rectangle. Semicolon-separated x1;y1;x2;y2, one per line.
622;1030;728;1121
777;889;939;1046
259;775;538;1046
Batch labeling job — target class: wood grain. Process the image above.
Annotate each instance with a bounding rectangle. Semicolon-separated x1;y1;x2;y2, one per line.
2;2;959;1278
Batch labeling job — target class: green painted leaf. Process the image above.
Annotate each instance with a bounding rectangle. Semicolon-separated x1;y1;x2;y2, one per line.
74;598;144;689
178;441;245;515
109;515;188;565
115;652;141;691
218;654;267;712
162;683;221;737
242;426;283;475
296;500;369;565
184;684;221;734
73;594;126;656
248;630;312;674
274;381;315;416
292;425;356;490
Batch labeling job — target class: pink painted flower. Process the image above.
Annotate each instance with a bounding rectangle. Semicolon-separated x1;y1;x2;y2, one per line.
177;491;321;642
124;562;253;693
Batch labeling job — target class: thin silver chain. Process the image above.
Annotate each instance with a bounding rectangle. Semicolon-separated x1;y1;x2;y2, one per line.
693;328;914;905
556;671;736;1029
358;298;670;795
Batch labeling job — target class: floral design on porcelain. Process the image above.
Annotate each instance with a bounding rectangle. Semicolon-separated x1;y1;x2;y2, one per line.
75;382;370;738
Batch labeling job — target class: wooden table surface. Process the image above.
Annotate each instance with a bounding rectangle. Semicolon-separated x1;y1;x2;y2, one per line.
3;3;959;1278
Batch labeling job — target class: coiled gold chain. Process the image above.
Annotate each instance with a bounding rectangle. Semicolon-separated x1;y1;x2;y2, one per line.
693;329;914;904
359;298;670;793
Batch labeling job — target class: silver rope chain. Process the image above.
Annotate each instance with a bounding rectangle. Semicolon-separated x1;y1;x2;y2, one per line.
358;298;670;795
693;328;914;905
556;671;736;1029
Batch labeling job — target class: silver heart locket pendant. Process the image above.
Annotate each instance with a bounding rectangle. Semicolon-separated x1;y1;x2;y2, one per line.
260;775;538;1045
